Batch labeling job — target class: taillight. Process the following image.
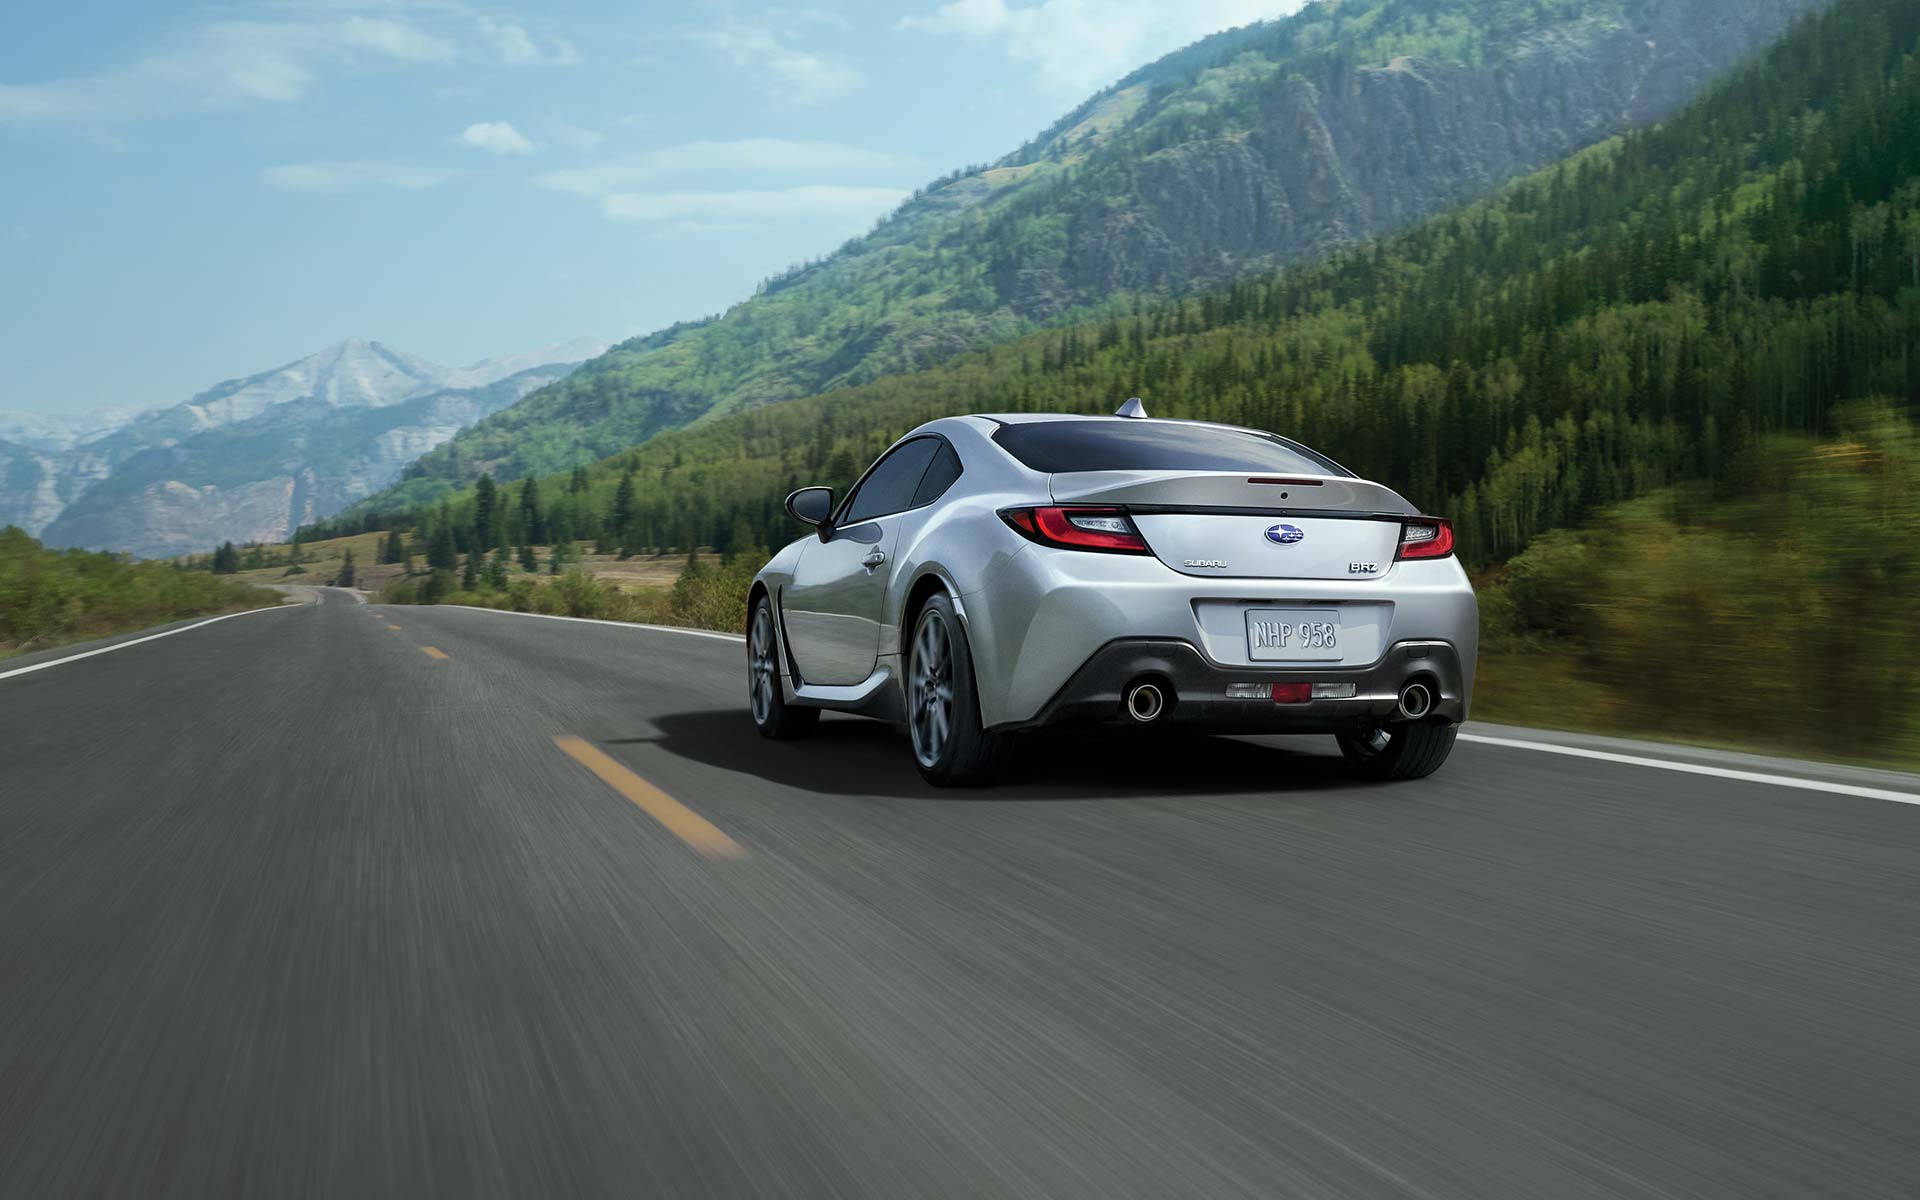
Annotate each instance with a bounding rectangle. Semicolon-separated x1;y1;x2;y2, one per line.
1397;517;1455;560
1000;506;1152;554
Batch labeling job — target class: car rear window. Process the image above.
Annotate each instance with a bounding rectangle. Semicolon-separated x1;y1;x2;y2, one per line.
992;420;1346;476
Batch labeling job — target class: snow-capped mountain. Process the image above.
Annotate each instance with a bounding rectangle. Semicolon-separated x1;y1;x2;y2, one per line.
1;336;608;557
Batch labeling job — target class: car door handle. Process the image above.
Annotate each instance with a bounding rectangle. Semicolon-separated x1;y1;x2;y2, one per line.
862;551;887;571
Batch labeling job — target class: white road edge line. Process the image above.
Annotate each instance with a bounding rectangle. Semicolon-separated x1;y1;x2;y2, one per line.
424;604;745;642
1459;733;1919;806
0;605;296;683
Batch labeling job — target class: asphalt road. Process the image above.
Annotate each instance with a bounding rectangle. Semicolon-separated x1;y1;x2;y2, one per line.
3;589;1917;1198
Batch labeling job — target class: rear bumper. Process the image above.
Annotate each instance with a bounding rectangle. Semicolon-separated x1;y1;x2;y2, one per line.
998;638;1469;734
958;546;1477;727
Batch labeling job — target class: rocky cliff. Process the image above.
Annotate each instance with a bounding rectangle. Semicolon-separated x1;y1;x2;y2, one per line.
1056;0;1827;297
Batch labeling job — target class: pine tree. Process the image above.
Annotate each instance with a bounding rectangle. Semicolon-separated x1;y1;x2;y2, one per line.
211;542;239;573
428;517;458;572
335;548;357;589
473;475;501;550
518;541;538;572
611;471;636;539
461;549;480;590
486;552;509;590
519;478;546;546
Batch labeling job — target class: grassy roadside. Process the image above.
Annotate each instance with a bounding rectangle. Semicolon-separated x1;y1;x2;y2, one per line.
1473;654;1919;774
1;527;282;660
378;546;756;634
1468;404;1920;772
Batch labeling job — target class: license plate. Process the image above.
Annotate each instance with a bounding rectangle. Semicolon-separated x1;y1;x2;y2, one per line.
1245;608;1342;661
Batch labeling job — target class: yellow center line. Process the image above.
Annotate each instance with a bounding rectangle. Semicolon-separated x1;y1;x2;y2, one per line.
388;624;403;631
421;646;448;660
551;735;745;860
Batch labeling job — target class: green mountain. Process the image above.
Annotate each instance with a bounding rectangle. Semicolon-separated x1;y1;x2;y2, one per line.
314;0;1919;583
365;0;1831;510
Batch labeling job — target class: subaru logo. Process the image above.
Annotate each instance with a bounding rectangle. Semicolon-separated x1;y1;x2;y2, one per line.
1265;524;1305;545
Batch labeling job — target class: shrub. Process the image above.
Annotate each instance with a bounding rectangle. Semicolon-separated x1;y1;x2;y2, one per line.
0;527;279;655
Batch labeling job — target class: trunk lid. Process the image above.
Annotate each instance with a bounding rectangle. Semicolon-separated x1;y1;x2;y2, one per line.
1049;470;1414;581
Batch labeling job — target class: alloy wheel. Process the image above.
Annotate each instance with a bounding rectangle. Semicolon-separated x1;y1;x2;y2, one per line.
749;603;778;725
909;610;955;768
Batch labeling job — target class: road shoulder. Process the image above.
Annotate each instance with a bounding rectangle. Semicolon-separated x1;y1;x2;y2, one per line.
1463;721;1920;797
0;601;302;677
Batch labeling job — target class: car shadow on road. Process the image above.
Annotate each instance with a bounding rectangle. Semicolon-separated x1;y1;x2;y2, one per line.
627;709;1367;801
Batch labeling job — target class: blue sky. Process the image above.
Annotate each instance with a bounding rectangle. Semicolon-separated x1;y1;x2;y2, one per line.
1;1;1295;415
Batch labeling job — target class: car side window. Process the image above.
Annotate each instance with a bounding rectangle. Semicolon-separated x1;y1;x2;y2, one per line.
840;438;940;525
911;441;963;508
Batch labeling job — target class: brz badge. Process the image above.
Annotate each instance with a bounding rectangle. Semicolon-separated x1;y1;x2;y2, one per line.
1265;523;1305;545
1349;563;1379;574
1184;559;1228;569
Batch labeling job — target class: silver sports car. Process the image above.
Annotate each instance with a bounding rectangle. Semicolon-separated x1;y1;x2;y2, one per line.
747;401;1477;786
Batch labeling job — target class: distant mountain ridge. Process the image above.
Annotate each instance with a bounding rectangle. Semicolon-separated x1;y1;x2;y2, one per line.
0;405;156;453
1;336;607;558
361;0;1832;512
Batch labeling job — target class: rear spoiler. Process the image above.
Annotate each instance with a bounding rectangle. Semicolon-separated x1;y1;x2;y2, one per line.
1047;470;1417;516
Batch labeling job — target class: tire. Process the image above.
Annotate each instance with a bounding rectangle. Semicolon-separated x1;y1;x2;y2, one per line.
1336;719;1458;781
748;595;818;740
905;593;1010;786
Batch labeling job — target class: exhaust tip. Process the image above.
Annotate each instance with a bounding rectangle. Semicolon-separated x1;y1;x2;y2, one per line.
1125;681;1167;723
1397;681;1433;721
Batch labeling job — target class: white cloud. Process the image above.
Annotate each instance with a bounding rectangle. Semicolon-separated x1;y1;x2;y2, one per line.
261;161;456;192
0;4;577;129
658;220;765;236
543;118;606;153
338;15;456;64
601;185;908;226
534;139;897;196
692;20;861;103
904;0;1012;37
477;16;580;67
900;0;1297;94
458;120;536;155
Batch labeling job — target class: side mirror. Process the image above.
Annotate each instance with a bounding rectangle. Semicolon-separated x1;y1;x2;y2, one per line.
785;487;835;540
